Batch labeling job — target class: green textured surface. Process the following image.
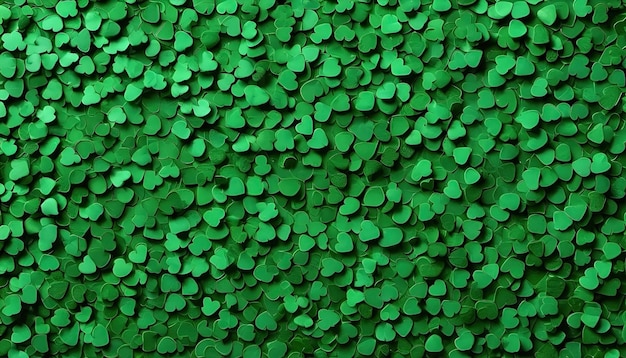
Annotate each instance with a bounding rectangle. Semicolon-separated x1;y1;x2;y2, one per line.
0;0;626;357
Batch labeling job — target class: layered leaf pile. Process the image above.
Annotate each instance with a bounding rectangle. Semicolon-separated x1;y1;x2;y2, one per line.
0;0;625;357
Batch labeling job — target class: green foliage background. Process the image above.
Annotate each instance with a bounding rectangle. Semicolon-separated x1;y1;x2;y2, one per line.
0;0;626;356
